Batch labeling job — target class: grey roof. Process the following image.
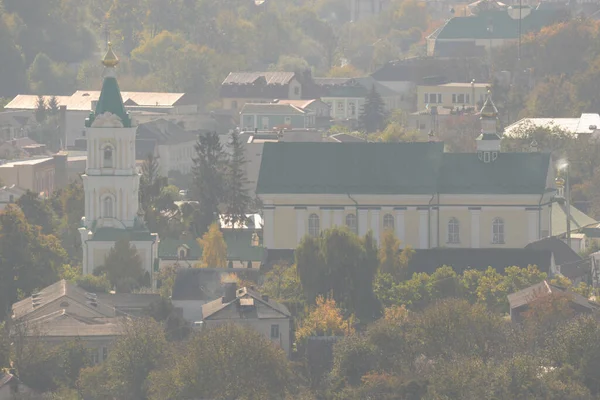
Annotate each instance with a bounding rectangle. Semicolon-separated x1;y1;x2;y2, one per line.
222;72;296;86
171;268;262;301
136;118;197;145
12;280;116;321
326;133;366;143
201;286;291;320
551;202;597;237
96;293;161;310
525;237;582;266
21;310;124;337
507;280;596;311
240;103;305;115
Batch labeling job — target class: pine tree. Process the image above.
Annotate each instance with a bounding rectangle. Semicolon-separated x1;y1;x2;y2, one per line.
99;239;145;293
223;130;252;229
191;132;226;235
358;84;387;133
47;96;59;116
34;95;46;123
139;153;162;212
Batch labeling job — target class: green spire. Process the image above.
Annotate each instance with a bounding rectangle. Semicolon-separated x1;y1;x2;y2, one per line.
85;43;131;128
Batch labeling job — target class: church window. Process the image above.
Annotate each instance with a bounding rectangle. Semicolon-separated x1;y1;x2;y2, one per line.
447;217;460;243
345;213;357;234
103;146;113;168
308;214;320;237
103;196;114;218
383;214;394;231
492;217;505;244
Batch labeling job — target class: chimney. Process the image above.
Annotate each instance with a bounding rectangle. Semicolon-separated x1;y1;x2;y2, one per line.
222;282;238;303
52;153;68;191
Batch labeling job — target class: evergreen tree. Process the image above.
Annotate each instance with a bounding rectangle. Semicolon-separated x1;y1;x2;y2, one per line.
34;95;46;123
191;132;226;235
97;239;145;293
223;130;252;229
358;84;387;133
47;95;60;116
139;153;163;212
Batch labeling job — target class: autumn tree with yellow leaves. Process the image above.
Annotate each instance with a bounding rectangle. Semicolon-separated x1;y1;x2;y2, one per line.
197;222;227;268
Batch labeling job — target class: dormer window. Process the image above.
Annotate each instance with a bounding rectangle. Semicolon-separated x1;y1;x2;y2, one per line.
103;147;113;168
179;249;186;259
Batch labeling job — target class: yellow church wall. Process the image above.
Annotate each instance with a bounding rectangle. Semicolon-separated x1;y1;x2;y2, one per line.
273;207;297;249
437;209;471;247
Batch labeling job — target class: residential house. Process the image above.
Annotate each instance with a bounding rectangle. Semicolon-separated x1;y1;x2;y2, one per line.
0;137;47;160
136;119;199;175
507;280;597;323
275;99;331;128
504;113;600;138
0;111;36;142
408;106;480;139
240;103;310;130
417;82;489;110
245;129;324;143
0;372;36;400
257;94;557;250
526;237;591;283
427;7;562;57
0;185;26;211
220;72;307;114
11;280;125;364
0;153;68;196
314;76;401;121
201;282;292;357
96;293;161;317
170;268;262;323
4;91;197;148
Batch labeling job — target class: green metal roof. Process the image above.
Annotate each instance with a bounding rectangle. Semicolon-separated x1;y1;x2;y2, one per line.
437;152;550;194
257;142;445;195
158;230;265;262
256;142;551;195
85;76;131;128
435;10;559;40
89;227;155;242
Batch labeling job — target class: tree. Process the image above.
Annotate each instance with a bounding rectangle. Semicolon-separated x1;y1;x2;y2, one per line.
48;95;60;116
260;263;305;305
0;205;67;319
358;85;387;133
139;153;162;212
97;239;146;293
223;130;252;229
34;95;47;123
148;323;293;400
191;132;226;235
296;296;355;343
378;229;413;280
198;222;227;268
79;318;167;400
296;228;379;321
16;190;57;234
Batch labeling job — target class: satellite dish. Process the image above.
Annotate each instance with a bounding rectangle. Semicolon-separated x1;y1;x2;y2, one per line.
255;0;266;5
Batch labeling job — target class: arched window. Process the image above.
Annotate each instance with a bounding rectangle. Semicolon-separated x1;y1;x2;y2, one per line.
447;217;460;243
383;213;394;231
492;217;505;244
345;213;357;233
179;249;186;259
308;214;320;237
103;146;113;168
103;196;114;218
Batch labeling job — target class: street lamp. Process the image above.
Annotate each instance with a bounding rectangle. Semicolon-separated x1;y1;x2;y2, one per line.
557;159;571;248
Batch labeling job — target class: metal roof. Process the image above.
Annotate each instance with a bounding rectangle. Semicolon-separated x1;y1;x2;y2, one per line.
222;72;296;85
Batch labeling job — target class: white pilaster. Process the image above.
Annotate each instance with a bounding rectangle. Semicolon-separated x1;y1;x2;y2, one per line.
527;209;538;243
418;209;428;249
321;209;331;231
333;209;343;227
358;209;368;236
263;208;275;248
296;208;306;244
395;208;405;247
470;208;481;248
431;208;438;248
371;209;380;243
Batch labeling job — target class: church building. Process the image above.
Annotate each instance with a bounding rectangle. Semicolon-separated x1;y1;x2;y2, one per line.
256;92;557;250
78;44;158;281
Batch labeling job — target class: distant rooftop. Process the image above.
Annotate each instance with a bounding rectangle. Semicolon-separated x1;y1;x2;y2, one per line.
504;113;600;137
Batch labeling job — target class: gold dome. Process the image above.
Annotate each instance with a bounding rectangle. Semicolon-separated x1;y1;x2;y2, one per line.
555;177;565;188
102;42;119;68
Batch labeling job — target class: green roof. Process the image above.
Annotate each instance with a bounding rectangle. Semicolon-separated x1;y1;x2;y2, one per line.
257;142;445;195
435;10;559;40
257;142;551;195
85;76;131;128
438;152;550;194
159;230;265;262
89;227;155;242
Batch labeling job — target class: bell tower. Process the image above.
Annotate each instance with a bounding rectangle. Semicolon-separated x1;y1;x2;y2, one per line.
476;89;501;163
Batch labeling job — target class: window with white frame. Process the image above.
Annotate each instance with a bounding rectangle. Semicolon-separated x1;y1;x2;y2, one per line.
345;213;357;233
452;94;466;104
103;196;114;218
447;217;460;243
348;101;356;116
337;101;345;113
383;213;394;231
492;217;505;244
308;213;320;237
